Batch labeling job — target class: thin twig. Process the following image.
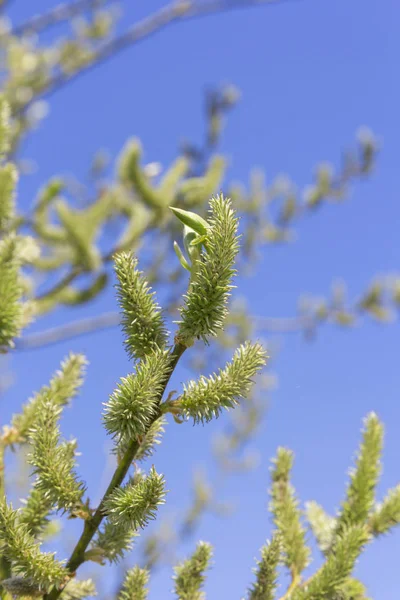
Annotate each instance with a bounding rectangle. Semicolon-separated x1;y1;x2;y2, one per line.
17;0;295;115
11;0;107;37
14;311;310;351
15;311;121;349
0;0;14;13
35;267;81;301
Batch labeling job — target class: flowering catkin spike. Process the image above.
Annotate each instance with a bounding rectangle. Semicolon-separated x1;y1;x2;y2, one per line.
334;412;383;539
368;484;400;536
118;139;163;209
334;577;369;600
0;95;10;158
91;469;144;564
18;483;54;538
178;156;225;207
178;342;267;424
176;195;239;346
118;566;149;600
247;535;281;600
92;518;139;564
103;349;171;443
9;353;87;445
0;576;42;598
60;578;97;600
0;497;67;590
28;403;86;516
116;416;167;462
103;467;166;530
0;236;24;351
114;252;168;361
0;163;17;232
305;501;336;555
173;541;212;600
269;448;310;576
292;525;370;600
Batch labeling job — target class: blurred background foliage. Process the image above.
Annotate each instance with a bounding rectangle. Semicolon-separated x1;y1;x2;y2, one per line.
0;1;398;598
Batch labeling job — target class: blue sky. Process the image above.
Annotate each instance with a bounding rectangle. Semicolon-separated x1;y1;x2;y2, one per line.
3;0;400;598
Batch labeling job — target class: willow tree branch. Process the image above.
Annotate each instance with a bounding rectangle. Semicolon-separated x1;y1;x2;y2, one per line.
11;0;107;37
17;0;295;115
0;0;14;13
14;311;311;351
35;267;81;301
44;342;186;600
15;311;121;349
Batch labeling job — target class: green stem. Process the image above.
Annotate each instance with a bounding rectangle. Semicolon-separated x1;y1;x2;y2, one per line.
279;572;301;600
44;343;186;600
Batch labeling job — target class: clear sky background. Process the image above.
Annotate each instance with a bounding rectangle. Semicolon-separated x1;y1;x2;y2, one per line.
2;0;400;598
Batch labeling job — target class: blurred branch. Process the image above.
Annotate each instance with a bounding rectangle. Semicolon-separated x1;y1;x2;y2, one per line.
18;0;294;114
14;311;120;350
0;0;14;13
15;274;400;350
11;0;106;37
14;311;309;351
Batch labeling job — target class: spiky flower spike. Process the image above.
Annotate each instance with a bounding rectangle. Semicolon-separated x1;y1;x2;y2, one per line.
269;448;310;582
173;541;212;600
0;497;67;591
292;525;370;600
91;517;139;564
247;535;281;600
103;467;166;530
116;416;167;463
118;566;149;600
0;236;24;351
176;342;267;423
334;412;383;539
103;348;171;444
28;402;86;516
8;353;87;445
369;484;400;536
304;501;336;555
173;195;239;346
0;95;30;352
60;578;96;600
114;252;168;361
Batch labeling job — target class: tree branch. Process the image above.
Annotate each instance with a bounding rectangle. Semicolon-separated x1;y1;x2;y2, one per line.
17;0;294;115
15;311;121;350
11;0;107;37
14;310;311;351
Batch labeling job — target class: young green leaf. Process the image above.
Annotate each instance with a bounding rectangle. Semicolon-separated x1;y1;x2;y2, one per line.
170;206;209;236
176;195;240;345
174;241;191;271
